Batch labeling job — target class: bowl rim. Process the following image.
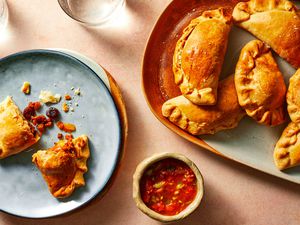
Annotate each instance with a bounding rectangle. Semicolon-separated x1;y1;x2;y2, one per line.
132;152;204;222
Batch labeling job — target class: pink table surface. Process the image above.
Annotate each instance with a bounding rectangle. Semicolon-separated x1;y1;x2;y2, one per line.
0;1;299;225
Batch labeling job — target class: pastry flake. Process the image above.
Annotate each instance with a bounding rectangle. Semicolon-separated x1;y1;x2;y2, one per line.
233;0;300;68
0;96;40;159
162;75;245;135
32;135;90;198
274;122;300;170
235;40;286;126
287;69;300;123
173;8;232;105
39;90;61;104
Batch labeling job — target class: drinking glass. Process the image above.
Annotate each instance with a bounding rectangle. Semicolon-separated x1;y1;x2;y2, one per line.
58;0;125;26
0;0;8;31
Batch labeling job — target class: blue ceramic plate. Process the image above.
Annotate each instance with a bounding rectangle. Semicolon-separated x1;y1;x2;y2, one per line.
0;50;121;218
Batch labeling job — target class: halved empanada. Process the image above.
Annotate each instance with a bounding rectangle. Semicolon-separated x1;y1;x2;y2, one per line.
173;8;232;105
274;122;300;170
233;0;300;68
0;96;40;159
162;75;245;135
235;40;286;126
32;135;90;198
287;69;300;123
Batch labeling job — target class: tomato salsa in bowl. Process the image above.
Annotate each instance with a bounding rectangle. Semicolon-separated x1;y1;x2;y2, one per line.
133;153;204;222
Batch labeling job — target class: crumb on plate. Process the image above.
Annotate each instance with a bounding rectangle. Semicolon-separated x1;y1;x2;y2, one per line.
39;90;61;104
74;88;81;95
62;102;69;112
21;81;31;94
56;121;76;133
64;94;72;101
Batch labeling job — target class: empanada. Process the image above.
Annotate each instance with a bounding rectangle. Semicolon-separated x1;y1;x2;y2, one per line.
235;40;286;126
274;122;300;170
162;75;245;135
173;8;232;105
287;69;300;123
233;0;300;68
32;135;90;198
0;96;39;159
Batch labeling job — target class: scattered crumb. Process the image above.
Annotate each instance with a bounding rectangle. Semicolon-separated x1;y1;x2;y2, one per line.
21;81;31;94
71;87;75;90
56;121;76;133
64;94;72;101
75;102;79;107
70;107;74;112
57;133;63;140
39;90;61;103
62;102;69;112
74;88;81;95
65;134;73;140
81;115;85;118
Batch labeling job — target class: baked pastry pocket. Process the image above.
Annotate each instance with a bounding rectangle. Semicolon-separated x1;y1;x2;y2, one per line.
274;122;300;170
173;8;231;105
162;75;245;135
287;69;300;123
235;40;286;126
32;135;90;198
233;0;300;68
0;96;40;159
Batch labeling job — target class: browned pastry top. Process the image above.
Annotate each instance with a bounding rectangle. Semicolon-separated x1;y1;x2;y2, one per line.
162;75;245;135
235;40;286;126
287;69;300;123
274;122;300;170
173;8;232;105
32;135;90;198
233;0;300;68
0;96;40;159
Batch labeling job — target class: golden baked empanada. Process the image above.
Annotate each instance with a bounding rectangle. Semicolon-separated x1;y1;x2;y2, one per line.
235;40;286;126
32;135;90;198
162;75;245;135
173;8;232;105
233;0;300;68
0;96;39;159
287;69;300;123
274;122;300;170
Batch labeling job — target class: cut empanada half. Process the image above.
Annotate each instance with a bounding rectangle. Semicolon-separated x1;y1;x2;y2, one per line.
32;135;90;198
233;0;300;68
173;8;232;105
0;96;40;159
274;122;300;170
162;75;245;135
235;40;286;126
287;68;300;123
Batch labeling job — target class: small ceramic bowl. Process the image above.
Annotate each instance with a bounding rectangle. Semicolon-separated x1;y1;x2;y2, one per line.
133;152;204;222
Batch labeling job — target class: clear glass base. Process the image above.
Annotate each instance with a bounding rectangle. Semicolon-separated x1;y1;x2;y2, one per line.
58;0;126;26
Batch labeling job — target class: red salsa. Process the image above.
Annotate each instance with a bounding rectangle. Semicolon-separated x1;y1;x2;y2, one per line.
140;158;197;216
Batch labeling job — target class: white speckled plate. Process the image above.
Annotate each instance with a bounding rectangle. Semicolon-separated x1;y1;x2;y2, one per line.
0;50;121;218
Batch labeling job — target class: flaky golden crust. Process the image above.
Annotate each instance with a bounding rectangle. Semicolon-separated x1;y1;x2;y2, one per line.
32;135;90;198
274;122;300;170
233;0;300;68
0;96;39;159
162;75;245;135
287;69;300;123
173;8;232;105
235;40;286;126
